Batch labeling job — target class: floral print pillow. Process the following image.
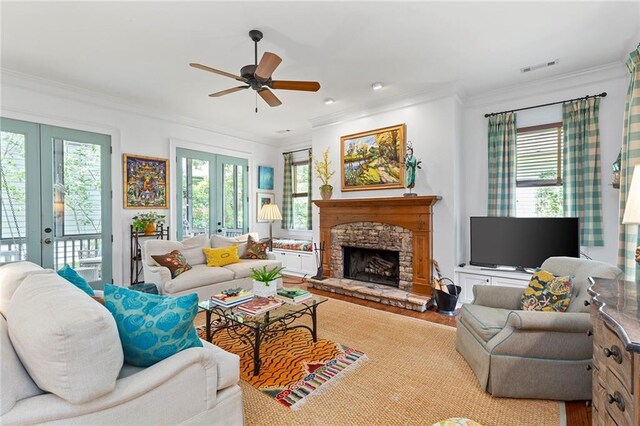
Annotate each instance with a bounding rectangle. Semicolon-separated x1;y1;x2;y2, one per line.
241;235;269;260
151;250;192;278
520;270;573;312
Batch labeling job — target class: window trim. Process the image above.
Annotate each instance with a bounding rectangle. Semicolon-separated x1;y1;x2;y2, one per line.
516;121;563;188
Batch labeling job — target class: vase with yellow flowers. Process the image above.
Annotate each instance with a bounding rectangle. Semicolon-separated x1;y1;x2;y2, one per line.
313;148;336;200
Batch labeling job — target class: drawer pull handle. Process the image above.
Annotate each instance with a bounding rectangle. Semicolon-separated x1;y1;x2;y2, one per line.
603;345;623;364
587;330;593;337
584;300;591;307
606;391;626;412
586;364;592;371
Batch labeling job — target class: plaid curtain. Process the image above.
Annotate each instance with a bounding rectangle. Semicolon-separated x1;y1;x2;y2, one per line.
618;46;640;279
487;112;517;216
281;153;293;230
563;97;604;247
307;149;313;230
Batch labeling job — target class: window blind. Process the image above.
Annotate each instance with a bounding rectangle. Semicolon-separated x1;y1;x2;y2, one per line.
516;124;562;187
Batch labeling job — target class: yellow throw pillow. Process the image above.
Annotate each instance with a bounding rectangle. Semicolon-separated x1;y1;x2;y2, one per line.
202;246;240;267
520;270;573;312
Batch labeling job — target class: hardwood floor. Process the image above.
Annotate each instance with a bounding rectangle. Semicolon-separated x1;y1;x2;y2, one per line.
283;276;590;426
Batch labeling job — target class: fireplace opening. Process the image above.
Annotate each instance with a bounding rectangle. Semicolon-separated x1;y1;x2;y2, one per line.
343;246;400;287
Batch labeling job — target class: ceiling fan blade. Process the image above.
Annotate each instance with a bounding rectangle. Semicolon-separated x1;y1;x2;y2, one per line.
270;80;321;92
255;52;282;80
189;63;247;82
208;86;250;97
258;88;282;107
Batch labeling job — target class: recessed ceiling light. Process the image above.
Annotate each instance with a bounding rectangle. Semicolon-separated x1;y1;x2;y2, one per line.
324;98;335;105
371;82;384;91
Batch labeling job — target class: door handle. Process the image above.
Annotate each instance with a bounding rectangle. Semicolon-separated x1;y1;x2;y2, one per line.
217;229;222;233
43;238;52;244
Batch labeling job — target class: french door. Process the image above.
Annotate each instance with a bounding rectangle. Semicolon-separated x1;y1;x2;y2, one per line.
0;117;112;285
176;148;248;240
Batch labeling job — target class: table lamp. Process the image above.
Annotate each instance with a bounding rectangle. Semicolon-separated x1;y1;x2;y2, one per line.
258;203;282;251
622;164;640;263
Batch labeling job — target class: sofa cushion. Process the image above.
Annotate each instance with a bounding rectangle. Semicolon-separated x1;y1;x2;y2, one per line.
7;273;123;404
0;261;51;316
165;264;235;294
520;270;572;312
222;259;283;279
203;246;240;267
1;315;43;416
57;263;95;296
144;234;209;267
460;304;511;342
241;235;269;260
104;285;202;367
151;250;192;278
211;232;259;258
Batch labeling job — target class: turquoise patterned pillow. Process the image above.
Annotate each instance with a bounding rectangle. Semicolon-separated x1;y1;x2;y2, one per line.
104;285;202;367
57;264;95;296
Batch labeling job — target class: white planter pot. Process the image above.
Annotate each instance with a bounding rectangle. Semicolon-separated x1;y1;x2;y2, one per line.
253;279;277;297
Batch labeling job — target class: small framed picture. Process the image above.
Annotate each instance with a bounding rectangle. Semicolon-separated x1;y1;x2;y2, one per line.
123;154;169;208
256;192;275;222
258;165;274;190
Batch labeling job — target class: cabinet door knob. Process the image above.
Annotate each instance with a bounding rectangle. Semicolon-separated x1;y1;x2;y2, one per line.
607;391;626;412
586;364;592;371
584;300;591;307
603;345;623;364
587;330;593;336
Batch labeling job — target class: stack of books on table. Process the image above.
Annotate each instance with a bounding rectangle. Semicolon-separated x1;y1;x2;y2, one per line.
276;287;312;304
210;289;253;308
237;297;283;316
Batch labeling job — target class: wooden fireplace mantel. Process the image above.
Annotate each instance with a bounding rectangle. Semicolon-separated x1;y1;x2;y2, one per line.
313;196;440;296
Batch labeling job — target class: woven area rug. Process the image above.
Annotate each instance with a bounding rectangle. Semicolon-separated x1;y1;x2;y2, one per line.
194;298;563;425
197;324;367;409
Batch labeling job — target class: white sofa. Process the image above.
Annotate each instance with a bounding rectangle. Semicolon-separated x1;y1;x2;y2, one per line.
142;233;283;300
0;261;243;425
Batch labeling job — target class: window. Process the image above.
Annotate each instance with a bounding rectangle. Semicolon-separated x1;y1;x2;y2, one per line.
515;122;563;217
292;161;310;229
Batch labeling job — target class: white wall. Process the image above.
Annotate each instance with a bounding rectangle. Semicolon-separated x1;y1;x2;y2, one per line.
462;66;628;265
310;95;462;280
1;77;277;284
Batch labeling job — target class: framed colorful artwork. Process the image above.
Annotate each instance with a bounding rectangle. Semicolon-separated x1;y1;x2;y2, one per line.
340;123;406;191
258;165;274;190
123;154;169;208
256;192;275;222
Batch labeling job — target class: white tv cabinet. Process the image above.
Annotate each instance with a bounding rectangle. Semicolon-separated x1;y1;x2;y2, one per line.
454;265;531;305
271;249;316;277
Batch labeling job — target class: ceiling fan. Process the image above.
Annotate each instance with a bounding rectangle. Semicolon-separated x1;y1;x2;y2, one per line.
190;29;321;111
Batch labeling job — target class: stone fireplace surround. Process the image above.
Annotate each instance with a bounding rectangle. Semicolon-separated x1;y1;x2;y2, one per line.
331;222;413;290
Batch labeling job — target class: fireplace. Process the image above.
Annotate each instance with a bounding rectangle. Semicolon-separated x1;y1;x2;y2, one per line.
343;246;400;287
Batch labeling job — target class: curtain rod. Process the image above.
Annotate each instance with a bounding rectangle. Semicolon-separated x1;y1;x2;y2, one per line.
282;148;312;155
484;92;607;118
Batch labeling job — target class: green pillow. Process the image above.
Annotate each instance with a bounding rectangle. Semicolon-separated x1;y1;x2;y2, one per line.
104;285;202;367
57;264;95;296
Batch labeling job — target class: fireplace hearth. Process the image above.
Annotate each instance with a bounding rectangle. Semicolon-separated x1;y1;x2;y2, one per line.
343;246;400;287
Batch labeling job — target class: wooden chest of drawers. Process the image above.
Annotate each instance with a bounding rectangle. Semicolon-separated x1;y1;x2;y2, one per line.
589;279;640;426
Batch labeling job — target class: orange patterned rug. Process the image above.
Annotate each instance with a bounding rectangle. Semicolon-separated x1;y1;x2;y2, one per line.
198;325;367;409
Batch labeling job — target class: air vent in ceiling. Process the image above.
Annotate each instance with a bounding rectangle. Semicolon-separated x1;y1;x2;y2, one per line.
520;59;559;73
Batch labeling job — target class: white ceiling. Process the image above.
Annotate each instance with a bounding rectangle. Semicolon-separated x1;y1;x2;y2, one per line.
1;1;639;144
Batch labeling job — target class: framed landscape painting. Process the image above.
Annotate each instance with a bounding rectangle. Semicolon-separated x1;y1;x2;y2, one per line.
123;154;169;208
341;124;406;191
258;165;274;190
256;192;275;222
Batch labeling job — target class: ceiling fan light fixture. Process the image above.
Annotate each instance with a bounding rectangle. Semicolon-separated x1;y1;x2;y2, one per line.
371;82;384;91
324;98;335;105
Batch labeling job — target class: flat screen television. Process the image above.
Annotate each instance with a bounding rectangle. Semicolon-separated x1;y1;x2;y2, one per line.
470;217;580;270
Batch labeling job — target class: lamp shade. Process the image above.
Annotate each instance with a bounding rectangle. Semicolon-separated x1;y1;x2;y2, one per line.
258;203;282;221
623;164;640;224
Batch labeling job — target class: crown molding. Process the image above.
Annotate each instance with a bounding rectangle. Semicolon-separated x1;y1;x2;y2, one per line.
309;83;465;129
0;68;282;147
464;62;627;109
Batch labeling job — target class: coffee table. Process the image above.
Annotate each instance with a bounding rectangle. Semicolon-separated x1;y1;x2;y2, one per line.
199;295;328;375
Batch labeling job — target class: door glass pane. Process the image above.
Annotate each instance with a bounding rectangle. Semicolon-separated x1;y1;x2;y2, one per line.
53;139;103;278
236;165;244;231
182;158;209;236
0;131;27;262
222;163;236;230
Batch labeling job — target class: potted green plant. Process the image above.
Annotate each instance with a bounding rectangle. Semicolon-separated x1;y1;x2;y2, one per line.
250;265;285;297
313;148;335;200
132;212;166;235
